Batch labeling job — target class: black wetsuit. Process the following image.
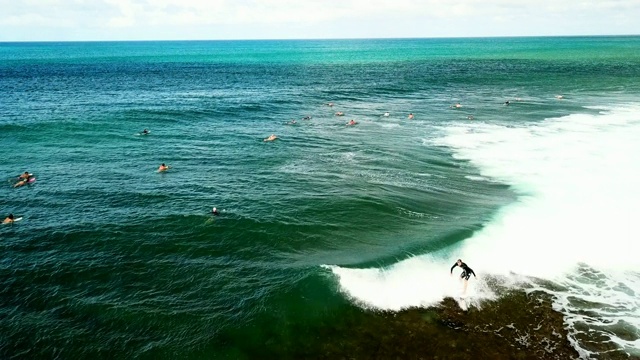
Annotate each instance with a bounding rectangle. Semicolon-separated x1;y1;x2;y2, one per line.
451;262;476;281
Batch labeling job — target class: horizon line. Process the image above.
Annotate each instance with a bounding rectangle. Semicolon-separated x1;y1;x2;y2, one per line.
1;33;639;44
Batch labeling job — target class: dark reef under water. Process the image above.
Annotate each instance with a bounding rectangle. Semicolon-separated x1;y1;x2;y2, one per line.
214;290;579;359
216;283;638;360
293;291;579;359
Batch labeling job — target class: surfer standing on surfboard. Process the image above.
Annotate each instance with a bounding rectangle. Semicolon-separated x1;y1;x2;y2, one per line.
450;259;476;294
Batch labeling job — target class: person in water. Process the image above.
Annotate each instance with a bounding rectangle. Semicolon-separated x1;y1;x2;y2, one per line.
264;134;278;142
211;207;220;216
450;259;476;294
3;213;15;224
158;163;170;172
14;172;33;188
335;111;344;116
408;113;414;119
347;119;357;126
141;129;149;135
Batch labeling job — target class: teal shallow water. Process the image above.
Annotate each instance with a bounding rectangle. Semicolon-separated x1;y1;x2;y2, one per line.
1;37;640;358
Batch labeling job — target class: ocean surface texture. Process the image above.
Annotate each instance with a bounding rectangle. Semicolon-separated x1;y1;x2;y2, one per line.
1;37;639;359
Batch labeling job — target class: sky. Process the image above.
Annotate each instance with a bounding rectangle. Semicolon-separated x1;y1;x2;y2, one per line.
1;0;639;41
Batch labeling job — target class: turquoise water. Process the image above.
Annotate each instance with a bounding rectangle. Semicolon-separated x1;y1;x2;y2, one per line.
2;37;640;358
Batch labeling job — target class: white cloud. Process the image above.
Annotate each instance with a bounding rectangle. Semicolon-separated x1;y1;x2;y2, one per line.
104;0;139;28
0;13;66;27
0;0;639;40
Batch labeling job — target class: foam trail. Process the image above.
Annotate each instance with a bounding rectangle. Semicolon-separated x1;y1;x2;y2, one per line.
325;104;640;356
323;255;495;311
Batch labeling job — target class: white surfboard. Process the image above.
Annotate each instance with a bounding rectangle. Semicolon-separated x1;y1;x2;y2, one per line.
2;217;22;225
457;297;468;311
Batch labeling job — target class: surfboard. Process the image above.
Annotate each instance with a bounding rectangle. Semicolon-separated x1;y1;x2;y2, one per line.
10;177;35;187
10;174;34;183
2;217;22;225
457;297;468;311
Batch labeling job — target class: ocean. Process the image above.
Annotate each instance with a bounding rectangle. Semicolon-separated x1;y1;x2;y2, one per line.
1;36;639;359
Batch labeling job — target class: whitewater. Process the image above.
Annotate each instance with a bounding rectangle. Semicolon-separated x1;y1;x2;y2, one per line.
327;103;640;358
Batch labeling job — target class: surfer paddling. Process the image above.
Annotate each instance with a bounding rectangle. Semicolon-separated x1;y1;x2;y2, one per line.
14;172;35;187
450;259;476;294
3;214;15;224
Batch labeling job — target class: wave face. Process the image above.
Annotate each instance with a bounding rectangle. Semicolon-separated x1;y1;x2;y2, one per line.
327;105;640;358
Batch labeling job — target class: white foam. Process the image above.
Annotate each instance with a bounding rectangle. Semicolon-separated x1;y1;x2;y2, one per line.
342;152;356;162
464;175;491;182
322;254;496;311
325;104;640;355
440;106;640;275
376;122;401;129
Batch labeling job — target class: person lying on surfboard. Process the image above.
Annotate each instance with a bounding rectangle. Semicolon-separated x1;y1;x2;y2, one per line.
3;214;15;224
450;259;476;294
158;163;170;172
14;172;35;187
